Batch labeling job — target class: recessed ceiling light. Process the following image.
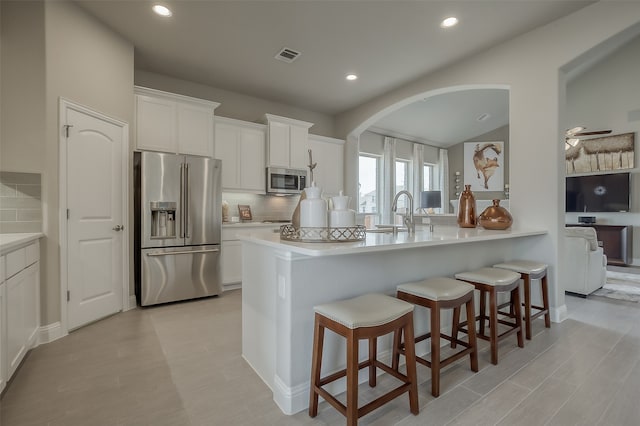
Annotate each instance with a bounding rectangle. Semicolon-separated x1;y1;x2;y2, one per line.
440;17;458;28
152;5;172;17
346;74;358;81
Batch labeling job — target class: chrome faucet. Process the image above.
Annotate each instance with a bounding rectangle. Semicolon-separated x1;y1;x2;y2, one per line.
391;190;415;234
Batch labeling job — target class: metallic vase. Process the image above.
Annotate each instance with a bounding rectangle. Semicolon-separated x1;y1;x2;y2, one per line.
457;185;477;228
478;199;513;230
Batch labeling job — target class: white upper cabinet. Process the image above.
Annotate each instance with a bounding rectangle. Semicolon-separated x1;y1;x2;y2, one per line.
214;117;266;193
264;114;313;169
307;134;345;197
135;86;219;157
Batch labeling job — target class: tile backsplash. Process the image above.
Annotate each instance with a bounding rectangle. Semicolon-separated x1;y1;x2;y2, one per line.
222;192;300;222
0;171;42;233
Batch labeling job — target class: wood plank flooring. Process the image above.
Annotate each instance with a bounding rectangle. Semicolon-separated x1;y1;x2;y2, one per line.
1;290;639;425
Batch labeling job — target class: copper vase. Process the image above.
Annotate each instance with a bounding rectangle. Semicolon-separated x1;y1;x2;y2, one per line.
457;185;477;228
478;199;513;230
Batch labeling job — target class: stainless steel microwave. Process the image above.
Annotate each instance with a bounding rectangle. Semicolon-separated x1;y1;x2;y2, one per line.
266;167;307;195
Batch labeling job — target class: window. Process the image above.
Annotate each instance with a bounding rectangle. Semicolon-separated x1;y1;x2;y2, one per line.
423;163;435;191
358;155;380;214
395;159;411;210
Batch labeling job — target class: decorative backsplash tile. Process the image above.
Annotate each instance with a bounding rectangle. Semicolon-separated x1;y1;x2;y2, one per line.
0;171;42;233
222;192;300;222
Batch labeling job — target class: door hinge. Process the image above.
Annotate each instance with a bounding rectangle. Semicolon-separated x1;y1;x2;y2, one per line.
67;290;70;302
67;209;70;219
63;124;73;138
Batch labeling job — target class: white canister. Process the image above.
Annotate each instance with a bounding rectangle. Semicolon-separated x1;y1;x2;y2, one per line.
300;183;327;228
329;190;356;227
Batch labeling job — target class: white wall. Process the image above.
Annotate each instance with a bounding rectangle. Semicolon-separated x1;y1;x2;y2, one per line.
135;70;335;137
336;2;640;318
565;34;640;265
0;1;46;173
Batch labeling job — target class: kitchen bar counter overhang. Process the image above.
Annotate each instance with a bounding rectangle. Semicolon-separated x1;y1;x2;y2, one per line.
240;225;548;415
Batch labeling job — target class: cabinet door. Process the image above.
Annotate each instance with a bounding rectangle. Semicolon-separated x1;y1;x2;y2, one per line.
215;123;240;189
136;94;177;153
23;262;39;349
0;282;5;394
308;137;344;196
240;128;266;192
6;262;39;380
178;102;214;157
268;121;290;168
6;270;26;379
289;125;309;170
221;240;242;285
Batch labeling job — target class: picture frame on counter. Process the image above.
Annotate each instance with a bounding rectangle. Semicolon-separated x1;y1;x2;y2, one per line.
238;204;252;221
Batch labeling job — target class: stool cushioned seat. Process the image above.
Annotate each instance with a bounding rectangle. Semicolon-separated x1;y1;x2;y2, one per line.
397;277;475;301
314;293;413;329
455;267;520;286
493;260;547;275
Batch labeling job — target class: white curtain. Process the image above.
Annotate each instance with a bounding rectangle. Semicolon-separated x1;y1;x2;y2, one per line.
413;143;425;212
383;137;396;223
439;148;449;213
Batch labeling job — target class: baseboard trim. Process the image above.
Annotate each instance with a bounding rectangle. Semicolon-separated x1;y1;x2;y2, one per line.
39;321;65;344
550;304;568;323
125;295;137;311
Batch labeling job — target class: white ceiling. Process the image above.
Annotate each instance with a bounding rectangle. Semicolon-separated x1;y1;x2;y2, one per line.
75;0;593;145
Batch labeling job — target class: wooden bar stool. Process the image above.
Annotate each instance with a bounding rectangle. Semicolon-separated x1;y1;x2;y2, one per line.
394;277;478;397
493;260;550;340
309;293;419;425
454;268;524;365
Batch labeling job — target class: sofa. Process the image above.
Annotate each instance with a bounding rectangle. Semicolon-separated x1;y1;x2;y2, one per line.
563;227;607;296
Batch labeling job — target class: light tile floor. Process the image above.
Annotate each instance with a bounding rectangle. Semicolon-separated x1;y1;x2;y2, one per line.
1;290;639;425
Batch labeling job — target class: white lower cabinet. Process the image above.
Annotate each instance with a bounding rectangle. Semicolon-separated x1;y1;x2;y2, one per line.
221;240;242;288
0;277;5;394
2;240;40;385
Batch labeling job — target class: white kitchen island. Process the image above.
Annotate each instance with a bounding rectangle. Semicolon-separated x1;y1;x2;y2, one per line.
239;225;547;415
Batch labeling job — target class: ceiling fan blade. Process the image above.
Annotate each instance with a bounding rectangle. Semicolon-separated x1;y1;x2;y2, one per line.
573;130;612;136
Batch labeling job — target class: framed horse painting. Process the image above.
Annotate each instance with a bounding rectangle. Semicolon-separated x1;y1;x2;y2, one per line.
463;141;504;192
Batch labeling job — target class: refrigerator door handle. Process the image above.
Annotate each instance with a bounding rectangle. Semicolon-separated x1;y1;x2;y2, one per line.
146;248;220;257
185;162;190;238
179;162;185;238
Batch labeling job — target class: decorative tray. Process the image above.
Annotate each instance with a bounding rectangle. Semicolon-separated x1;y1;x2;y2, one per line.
280;224;366;242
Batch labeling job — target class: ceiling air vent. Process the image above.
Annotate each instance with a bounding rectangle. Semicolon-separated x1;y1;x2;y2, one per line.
275;47;301;63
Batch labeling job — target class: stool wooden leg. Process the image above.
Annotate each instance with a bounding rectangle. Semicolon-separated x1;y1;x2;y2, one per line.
542;274;551;328
392;327;402;371
403;314;419;415
430;302;441;397
489;289;499;365
523;275;532;340
479;289;487;337
309;315;324;417
512;286;524;348
346;329;359;426
451;306;460;349
369;337;377;387
465;297;479;372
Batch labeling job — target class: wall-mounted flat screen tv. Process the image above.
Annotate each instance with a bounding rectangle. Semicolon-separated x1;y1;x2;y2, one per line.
566;172;630;212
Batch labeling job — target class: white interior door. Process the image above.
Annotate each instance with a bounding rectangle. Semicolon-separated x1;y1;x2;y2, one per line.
63;102;126;330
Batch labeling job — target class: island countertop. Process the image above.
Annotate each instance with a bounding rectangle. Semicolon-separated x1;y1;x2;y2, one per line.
238;225;547;257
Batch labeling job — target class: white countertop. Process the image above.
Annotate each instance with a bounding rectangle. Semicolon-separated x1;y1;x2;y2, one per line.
223;221;290;228
238;225;547;257
0;233;44;255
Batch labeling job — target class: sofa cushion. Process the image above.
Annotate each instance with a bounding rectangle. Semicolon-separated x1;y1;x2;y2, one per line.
565;227;599;251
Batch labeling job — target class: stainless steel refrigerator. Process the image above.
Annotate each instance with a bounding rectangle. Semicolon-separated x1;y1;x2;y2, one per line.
134;151;222;306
